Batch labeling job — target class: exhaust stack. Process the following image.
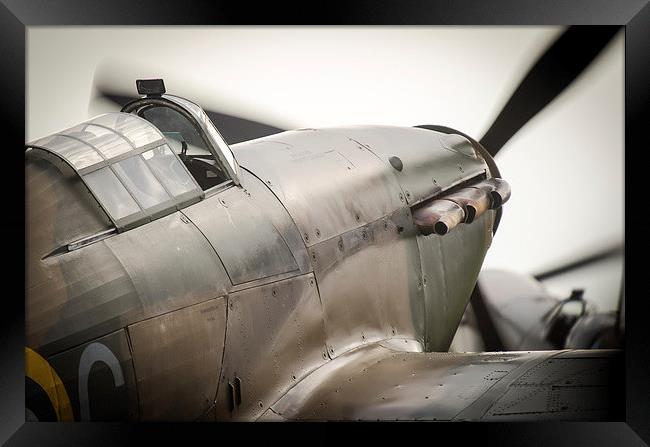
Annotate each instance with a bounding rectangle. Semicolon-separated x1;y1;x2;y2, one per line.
412;178;511;236
470;178;512;209
412;200;465;236
443;189;491;223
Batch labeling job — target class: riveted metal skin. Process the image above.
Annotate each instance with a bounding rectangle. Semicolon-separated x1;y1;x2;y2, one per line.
333;126;488;206
233;125;493;357
477;350;620;421
182;180;300;286
26;89;620;422
307;207;426;355
233;128;407;246
215;274;328;421
260;343;620;421
127;297;227;421
237;169;311;275
418;211;494;352
104;212;231;316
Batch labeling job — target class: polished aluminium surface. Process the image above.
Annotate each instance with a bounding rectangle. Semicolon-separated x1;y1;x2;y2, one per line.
236;169;311;275
215;274;328;421
234;128;407;246
233;125;493;357
307;207;426;356
182;182;300;286
28;210;231;357
418;211;494;352
28;238;140;357
128;297;227;421
336;126;487;207
261;342;620;421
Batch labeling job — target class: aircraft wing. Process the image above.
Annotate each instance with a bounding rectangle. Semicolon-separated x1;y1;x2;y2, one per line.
259;341;622;421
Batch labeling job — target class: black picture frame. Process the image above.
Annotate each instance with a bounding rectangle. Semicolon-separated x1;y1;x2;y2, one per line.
1;1;646;445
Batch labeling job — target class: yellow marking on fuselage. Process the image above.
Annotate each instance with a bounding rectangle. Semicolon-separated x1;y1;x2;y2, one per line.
25;347;74;421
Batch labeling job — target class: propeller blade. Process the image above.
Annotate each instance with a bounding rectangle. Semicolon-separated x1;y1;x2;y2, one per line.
533;245;623;281
469;283;505;351
95;90;285;145
480;26;620;156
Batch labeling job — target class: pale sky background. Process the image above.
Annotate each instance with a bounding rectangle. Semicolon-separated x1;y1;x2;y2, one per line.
27;26;624;310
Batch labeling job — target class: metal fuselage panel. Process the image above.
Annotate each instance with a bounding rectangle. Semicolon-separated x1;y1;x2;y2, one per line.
234;126;491;356
182;176;301;286
418;211;494;351
233;128;407;246
215;273;328;421
48;329;139;421
331;126;487;206
307;207;426;355
128;297;227;421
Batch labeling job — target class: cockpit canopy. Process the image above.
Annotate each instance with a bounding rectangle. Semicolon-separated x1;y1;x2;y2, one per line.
26;87;240;259
28;112;205;231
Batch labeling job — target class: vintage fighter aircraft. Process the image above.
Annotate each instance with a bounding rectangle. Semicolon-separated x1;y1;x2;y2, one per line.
25;76;622;422
84;27;623;359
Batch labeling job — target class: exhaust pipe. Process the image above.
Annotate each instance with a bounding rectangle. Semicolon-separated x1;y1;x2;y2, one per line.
411;177;511;236
443;188;491;224
469;178;511;209
412;200;465;236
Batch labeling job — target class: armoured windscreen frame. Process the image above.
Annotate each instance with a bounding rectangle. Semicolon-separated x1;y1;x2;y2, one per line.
120;95;240;186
